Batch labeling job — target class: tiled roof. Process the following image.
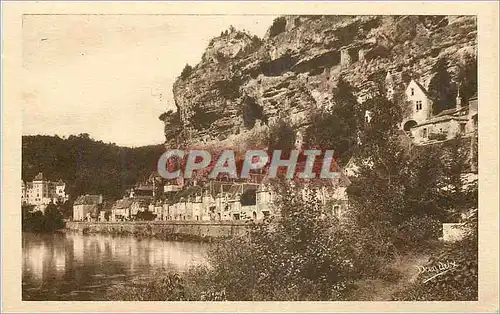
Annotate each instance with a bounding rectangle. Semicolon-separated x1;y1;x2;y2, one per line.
227;183;258;198
412;80;431;97
86;204;100;216
206;181;234;197
174;185;203;201
101;201;115;211
132;198;151;207
415;114;469;127
112;199;134;210
135;184;154;191
435;106;467;117
74;194;102;205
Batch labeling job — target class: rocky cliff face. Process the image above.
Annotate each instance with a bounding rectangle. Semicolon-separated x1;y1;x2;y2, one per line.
163;15;476;147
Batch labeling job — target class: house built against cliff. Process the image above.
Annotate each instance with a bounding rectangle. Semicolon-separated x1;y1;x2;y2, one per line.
401;80;478;146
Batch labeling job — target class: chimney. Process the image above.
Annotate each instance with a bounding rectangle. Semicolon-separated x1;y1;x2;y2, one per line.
456;85;462;109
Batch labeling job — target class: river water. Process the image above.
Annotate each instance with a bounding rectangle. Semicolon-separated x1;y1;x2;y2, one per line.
22;232;209;300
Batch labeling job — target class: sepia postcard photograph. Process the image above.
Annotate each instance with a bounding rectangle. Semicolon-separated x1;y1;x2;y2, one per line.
1;1;499;313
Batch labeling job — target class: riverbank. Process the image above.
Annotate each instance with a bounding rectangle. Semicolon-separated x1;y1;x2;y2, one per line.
65;221;249;242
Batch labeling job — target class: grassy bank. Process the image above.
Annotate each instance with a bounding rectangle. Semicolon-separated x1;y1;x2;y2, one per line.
104;239;476;301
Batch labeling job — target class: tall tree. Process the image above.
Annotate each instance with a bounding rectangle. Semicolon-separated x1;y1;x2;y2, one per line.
457;53;477;102
428;58;457;115
267;119;296;153
304;77;361;164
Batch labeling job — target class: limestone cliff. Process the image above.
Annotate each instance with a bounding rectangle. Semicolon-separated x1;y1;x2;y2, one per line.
162;15;476;146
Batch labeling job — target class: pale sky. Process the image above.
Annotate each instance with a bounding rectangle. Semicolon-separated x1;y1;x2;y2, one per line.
22;15;276;147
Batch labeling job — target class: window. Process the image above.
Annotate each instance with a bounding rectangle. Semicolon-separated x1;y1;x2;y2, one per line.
411;88;414;96
416;100;422;110
422;128;428;138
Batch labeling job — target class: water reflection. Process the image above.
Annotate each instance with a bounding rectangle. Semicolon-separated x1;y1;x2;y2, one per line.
22;232;208;300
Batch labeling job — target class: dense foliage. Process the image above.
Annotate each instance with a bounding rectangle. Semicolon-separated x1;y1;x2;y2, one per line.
427;54;477;115
266;119;296;153
304;77;362;165
428;58;457;114
191;184;359;301
180;64;193;79
22;134;165;200
269;16;287;37
22;203;65;232
392;210;478;300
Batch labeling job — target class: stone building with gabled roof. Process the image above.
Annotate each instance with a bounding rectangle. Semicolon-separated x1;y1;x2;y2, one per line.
73;194;103;221
110;198;134;222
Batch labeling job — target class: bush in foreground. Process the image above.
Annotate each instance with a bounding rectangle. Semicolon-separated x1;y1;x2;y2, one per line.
391;210;478;301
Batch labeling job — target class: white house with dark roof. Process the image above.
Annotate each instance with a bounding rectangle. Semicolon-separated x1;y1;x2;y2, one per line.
402;79;434;131
399;79;478;146
110;198;134;222
73;194;103;221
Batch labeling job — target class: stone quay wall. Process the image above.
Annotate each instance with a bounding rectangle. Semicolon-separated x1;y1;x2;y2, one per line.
65;220;249;240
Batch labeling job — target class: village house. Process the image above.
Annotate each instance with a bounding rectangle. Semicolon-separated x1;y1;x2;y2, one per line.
402;79;434;130
149;201;167;221
256;183;274;219
22;173;69;212
110;199;134;222
211;181;236;221
168;185;208;221
73;194;103;221
98;201;114;222
226;183;260;220
130;197;152;219
401;80;478;146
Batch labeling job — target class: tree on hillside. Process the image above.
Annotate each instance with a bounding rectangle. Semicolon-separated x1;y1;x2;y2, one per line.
241;96;266;129
457;53;477;102
180;64;193;79
427;58;457;115
267;119;295;153
304;77;361;164
22;134;165;200
269;16;287;37
331;77;361;133
358;94;404;159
